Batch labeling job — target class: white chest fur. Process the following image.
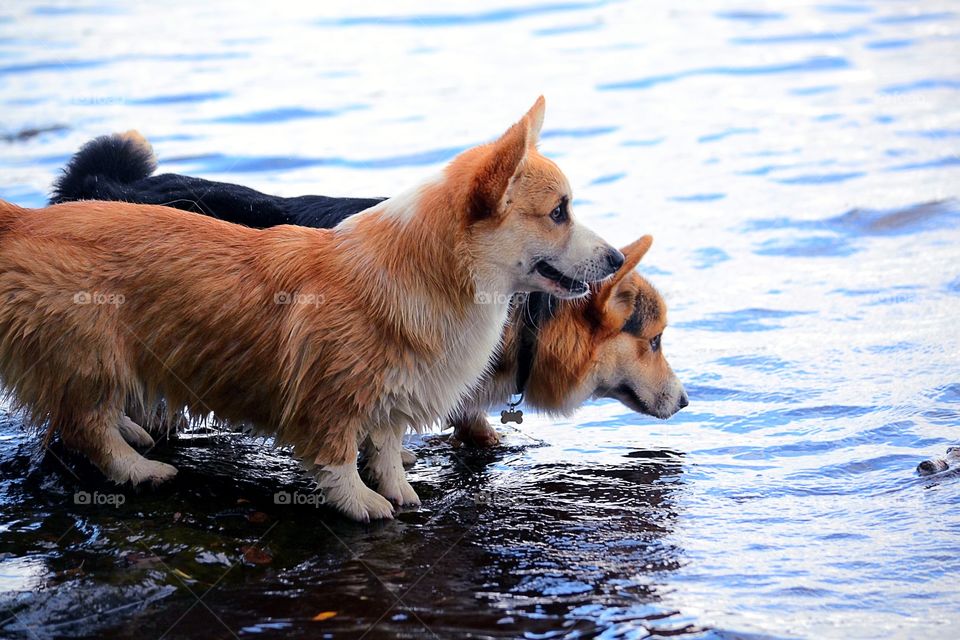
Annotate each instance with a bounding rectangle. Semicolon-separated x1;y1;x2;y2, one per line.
375;297;509;433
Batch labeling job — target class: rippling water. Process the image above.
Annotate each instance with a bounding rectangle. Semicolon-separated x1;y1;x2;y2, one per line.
0;1;958;638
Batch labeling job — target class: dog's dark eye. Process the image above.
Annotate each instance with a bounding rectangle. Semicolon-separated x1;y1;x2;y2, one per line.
549;199;568;224
650;333;662;352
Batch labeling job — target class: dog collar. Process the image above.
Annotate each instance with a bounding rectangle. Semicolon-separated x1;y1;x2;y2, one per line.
514;291;551;398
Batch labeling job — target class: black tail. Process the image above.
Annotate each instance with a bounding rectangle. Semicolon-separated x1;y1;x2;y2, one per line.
50;131;157;204
49;131;387;230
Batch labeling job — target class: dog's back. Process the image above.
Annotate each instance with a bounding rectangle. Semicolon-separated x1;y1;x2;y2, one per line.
51;131;385;228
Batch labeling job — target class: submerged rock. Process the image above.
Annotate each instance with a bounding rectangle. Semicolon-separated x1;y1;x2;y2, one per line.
917;446;960;476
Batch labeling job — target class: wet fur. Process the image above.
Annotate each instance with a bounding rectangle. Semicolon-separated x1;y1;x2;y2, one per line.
52;130;687;447
2;99;621;520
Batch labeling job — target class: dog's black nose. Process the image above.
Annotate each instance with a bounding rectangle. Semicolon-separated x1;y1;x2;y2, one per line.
677;393;689;410
606;249;625;272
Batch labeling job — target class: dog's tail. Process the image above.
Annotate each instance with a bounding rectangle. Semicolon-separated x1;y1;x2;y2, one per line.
50;130;157;204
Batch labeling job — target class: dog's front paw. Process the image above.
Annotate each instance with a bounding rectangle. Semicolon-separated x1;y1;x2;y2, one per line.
377;476;421;507
350;486;396;522
316;458;396;522
124;458;178;487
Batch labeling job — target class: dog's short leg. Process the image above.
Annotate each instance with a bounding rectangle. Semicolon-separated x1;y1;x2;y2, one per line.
314;449;395;522
366;425;420;507
115;415;155;448
451;410;501;447
362;436;416;466
62;412;177;486
400;447;417;466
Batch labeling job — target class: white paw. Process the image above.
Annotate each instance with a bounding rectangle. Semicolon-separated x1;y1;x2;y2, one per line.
377;476;421;507
400;447;417;466
117;416;155;448
124;458;178;487
315;460;394;522
332;484;395;522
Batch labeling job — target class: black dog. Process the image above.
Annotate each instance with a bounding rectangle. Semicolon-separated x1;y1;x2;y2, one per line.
51;131;385;228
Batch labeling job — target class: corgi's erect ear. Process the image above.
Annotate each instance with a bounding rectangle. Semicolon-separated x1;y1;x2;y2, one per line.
469;96;546;220
616;235;653;281
525;95;546;144
594;235;653;319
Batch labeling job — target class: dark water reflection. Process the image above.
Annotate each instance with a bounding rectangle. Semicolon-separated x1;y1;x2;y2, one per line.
0;421;687;638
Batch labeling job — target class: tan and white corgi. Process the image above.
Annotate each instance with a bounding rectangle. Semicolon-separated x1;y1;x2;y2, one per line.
0;97;623;521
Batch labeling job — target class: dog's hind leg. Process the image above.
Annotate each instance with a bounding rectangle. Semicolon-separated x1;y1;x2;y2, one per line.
451;410;501;447
124;400;189;437
365;425;420;507
363;434;416;467
114;415;155;449
60;410;177;487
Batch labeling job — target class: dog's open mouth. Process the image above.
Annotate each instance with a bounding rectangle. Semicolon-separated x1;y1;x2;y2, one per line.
534;260;588;296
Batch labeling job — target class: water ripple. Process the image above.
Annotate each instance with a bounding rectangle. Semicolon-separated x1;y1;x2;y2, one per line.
881;78;960;93
315;1;614;28
0;58;108;75
598;56;850;91
201;105;367;124
129;91;230;105
730;28;870;45
715;11;786;22
698;127;758;143
746;199;959;236
873;11;956;25
679;308;815;333
775;171;865;185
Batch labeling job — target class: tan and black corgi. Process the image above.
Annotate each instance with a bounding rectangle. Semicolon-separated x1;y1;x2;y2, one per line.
449;235;687;447
0;98;623;521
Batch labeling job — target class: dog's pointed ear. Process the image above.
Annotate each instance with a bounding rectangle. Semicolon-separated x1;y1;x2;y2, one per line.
525;95;546;144
469;97;546;220
593;235;653;317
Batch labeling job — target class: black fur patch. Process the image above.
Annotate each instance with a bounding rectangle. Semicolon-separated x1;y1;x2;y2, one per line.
51;134;156;204
622;291;660;336
51;134;385;229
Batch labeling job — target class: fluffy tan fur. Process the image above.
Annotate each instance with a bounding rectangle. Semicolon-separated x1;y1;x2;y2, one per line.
0;97;621;521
